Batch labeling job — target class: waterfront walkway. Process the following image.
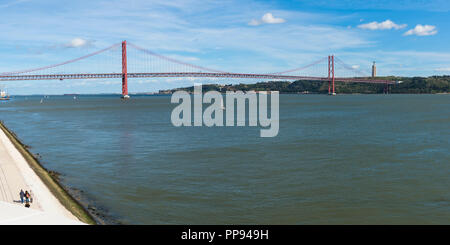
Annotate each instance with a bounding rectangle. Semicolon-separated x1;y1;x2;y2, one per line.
0;125;84;225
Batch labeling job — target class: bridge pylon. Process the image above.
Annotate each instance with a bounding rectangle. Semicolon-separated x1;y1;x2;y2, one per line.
121;40;130;99
328;56;331;94
328;55;336;95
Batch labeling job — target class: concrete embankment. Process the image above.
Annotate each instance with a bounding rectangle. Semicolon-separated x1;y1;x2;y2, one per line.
0;121;95;225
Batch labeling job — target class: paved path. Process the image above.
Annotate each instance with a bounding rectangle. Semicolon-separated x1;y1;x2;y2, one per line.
0;130;41;210
0;126;83;224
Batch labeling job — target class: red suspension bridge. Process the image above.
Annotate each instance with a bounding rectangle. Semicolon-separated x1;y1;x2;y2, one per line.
0;41;398;98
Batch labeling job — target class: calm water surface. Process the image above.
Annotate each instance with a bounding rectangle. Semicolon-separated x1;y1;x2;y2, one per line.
0;94;449;224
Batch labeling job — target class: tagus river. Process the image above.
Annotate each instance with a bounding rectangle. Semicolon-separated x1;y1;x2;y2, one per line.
0;94;449;224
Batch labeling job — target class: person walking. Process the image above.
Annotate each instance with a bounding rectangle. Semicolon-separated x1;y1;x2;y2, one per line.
24;191;31;208
29;190;33;203
25;191;30;202
19;189;25;204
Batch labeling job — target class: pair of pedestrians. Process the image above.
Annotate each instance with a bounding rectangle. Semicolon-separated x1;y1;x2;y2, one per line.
19;189;33;208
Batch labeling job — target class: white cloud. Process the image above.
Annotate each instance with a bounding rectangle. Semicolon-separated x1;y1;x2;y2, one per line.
248;19;261;26
357;20;406;30
248;13;285;26
0;0;30;9
65;38;91;48
166;54;199;62
351;65;360;69
262;13;285;24
434;67;450;72
404;24;437;36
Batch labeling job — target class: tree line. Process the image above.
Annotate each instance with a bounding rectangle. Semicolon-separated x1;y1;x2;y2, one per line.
159;76;450;94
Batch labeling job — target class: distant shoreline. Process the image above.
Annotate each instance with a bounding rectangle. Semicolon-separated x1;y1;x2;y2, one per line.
157;77;449;95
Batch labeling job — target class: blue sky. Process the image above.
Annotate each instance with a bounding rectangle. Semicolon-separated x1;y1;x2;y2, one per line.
1;0;450;94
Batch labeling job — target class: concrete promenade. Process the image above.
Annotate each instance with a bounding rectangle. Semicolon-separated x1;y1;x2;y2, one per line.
0;124;84;225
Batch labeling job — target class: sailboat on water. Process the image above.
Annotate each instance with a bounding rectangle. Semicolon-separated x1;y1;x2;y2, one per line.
0;87;10;101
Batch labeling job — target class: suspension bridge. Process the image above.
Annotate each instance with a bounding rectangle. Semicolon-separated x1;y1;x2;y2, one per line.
0;41;397;98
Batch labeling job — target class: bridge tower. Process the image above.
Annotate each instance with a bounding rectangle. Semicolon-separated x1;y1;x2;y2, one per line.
372;61;377;78
121;40;130;99
328;55;335;95
328;56;331;94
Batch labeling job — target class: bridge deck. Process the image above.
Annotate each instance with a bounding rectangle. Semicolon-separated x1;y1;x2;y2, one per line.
0;73;396;84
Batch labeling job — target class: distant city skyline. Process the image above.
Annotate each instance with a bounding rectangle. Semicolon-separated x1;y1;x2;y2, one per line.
1;0;449;95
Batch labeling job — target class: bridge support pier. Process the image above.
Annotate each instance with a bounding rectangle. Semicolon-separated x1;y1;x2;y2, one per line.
121;40;130;99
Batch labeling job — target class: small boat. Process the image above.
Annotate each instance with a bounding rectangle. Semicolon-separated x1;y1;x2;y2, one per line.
0;88;10;101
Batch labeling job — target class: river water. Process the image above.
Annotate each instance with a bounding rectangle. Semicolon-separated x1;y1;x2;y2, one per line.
0;94;449;224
